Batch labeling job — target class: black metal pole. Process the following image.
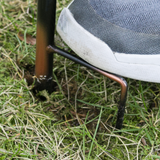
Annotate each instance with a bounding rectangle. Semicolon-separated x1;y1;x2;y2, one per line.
35;0;56;93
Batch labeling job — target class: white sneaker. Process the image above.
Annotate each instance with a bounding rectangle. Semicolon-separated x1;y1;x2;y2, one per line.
57;0;160;83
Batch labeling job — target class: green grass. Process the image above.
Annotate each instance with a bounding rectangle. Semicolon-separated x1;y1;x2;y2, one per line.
1;0;160;159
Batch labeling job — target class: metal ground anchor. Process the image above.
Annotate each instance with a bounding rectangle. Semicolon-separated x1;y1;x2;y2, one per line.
47;45;128;129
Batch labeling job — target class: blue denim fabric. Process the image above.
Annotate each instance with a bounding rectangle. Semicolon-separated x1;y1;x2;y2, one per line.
89;0;160;35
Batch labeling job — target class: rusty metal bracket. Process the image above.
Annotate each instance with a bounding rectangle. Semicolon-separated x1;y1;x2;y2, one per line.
47;45;128;130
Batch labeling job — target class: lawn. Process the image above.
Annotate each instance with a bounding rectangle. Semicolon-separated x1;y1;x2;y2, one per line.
0;0;160;159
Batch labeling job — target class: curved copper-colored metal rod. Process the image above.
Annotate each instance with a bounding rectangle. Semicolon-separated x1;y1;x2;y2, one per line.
47;45;128;129
95;68;128;130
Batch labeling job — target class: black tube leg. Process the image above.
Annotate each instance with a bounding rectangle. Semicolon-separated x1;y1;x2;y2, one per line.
115;78;128;129
116;104;126;130
35;0;56;93
47;46;128;129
